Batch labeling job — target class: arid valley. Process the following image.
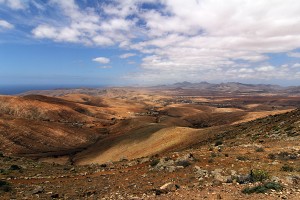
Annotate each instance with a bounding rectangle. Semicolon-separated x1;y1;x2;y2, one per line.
0;82;300;199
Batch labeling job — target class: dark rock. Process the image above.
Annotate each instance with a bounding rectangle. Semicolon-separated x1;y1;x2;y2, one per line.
175;160;191;167
51;193;59;198
9;165;22;170
100;164;107;168
0;180;11;192
237;175;251;184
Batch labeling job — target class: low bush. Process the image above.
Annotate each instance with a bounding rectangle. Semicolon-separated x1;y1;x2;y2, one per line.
236;156;248;161
211;152;217;158
281;164;294;172
278;152;290;160
268;153;276;160
250;169;270;182
242;182;283;194
0;169;9;175
255;147;264;152
9;165;22;171
215;140;223;146
0;180;11;193
176;160;191;167
150;159;159;167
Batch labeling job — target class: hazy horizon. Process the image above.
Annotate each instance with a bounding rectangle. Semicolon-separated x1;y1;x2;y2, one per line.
2;80;300;95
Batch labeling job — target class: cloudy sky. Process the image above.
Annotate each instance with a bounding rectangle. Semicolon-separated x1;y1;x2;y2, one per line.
1;0;300;86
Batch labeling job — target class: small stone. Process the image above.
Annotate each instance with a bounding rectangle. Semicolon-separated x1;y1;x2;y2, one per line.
69;167;76;172
211;169;223;175
168;166;176;172
141;174;147;178
31;186;44;194
154;182;180;195
214;173;227;182
139;157;150;163
271;176;280;182
127;160;138;167
160;182;180;191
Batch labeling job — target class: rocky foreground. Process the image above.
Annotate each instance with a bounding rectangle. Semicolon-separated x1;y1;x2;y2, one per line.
0;148;299;199
1;110;300;199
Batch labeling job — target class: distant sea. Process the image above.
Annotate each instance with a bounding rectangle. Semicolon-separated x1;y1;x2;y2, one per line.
0;85;105;95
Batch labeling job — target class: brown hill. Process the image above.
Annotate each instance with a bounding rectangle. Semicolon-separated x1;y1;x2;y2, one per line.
0;94;115;158
0;93;152;159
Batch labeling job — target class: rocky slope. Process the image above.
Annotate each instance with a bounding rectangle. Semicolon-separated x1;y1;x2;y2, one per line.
0;94;114;158
0;109;299;199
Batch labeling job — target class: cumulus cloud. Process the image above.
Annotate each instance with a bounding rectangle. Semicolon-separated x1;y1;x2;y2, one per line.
120;53;136;59
0;19;14;29
0;0;26;10
256;65;275;72
93;57;110;64
31;0;138;46
32;25;80;42
125;0;300;83
93;36;114;46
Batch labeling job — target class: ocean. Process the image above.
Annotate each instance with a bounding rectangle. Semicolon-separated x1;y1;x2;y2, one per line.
0;85;104;95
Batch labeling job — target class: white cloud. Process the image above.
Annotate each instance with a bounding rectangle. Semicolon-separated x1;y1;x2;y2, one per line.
31;0;137;47
93;57;110;64
93;36;114;46
255;65;275;72
120;53;136;59
0;0;26;10
239;68;254;73
32;25;57;39
32;25;80;42
292;63;300;68
126;0;300;83
287;52;300;58
0;19;14;29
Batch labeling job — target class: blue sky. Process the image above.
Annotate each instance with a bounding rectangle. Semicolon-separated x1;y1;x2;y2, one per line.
1;0;300;86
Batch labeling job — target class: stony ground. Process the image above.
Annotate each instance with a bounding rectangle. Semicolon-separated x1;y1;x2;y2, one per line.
1;137;299;199
1;109;300;199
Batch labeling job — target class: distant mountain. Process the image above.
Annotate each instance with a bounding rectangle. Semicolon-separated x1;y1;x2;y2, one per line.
18;82;300;97
173;81;194;87
153;81;294;95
